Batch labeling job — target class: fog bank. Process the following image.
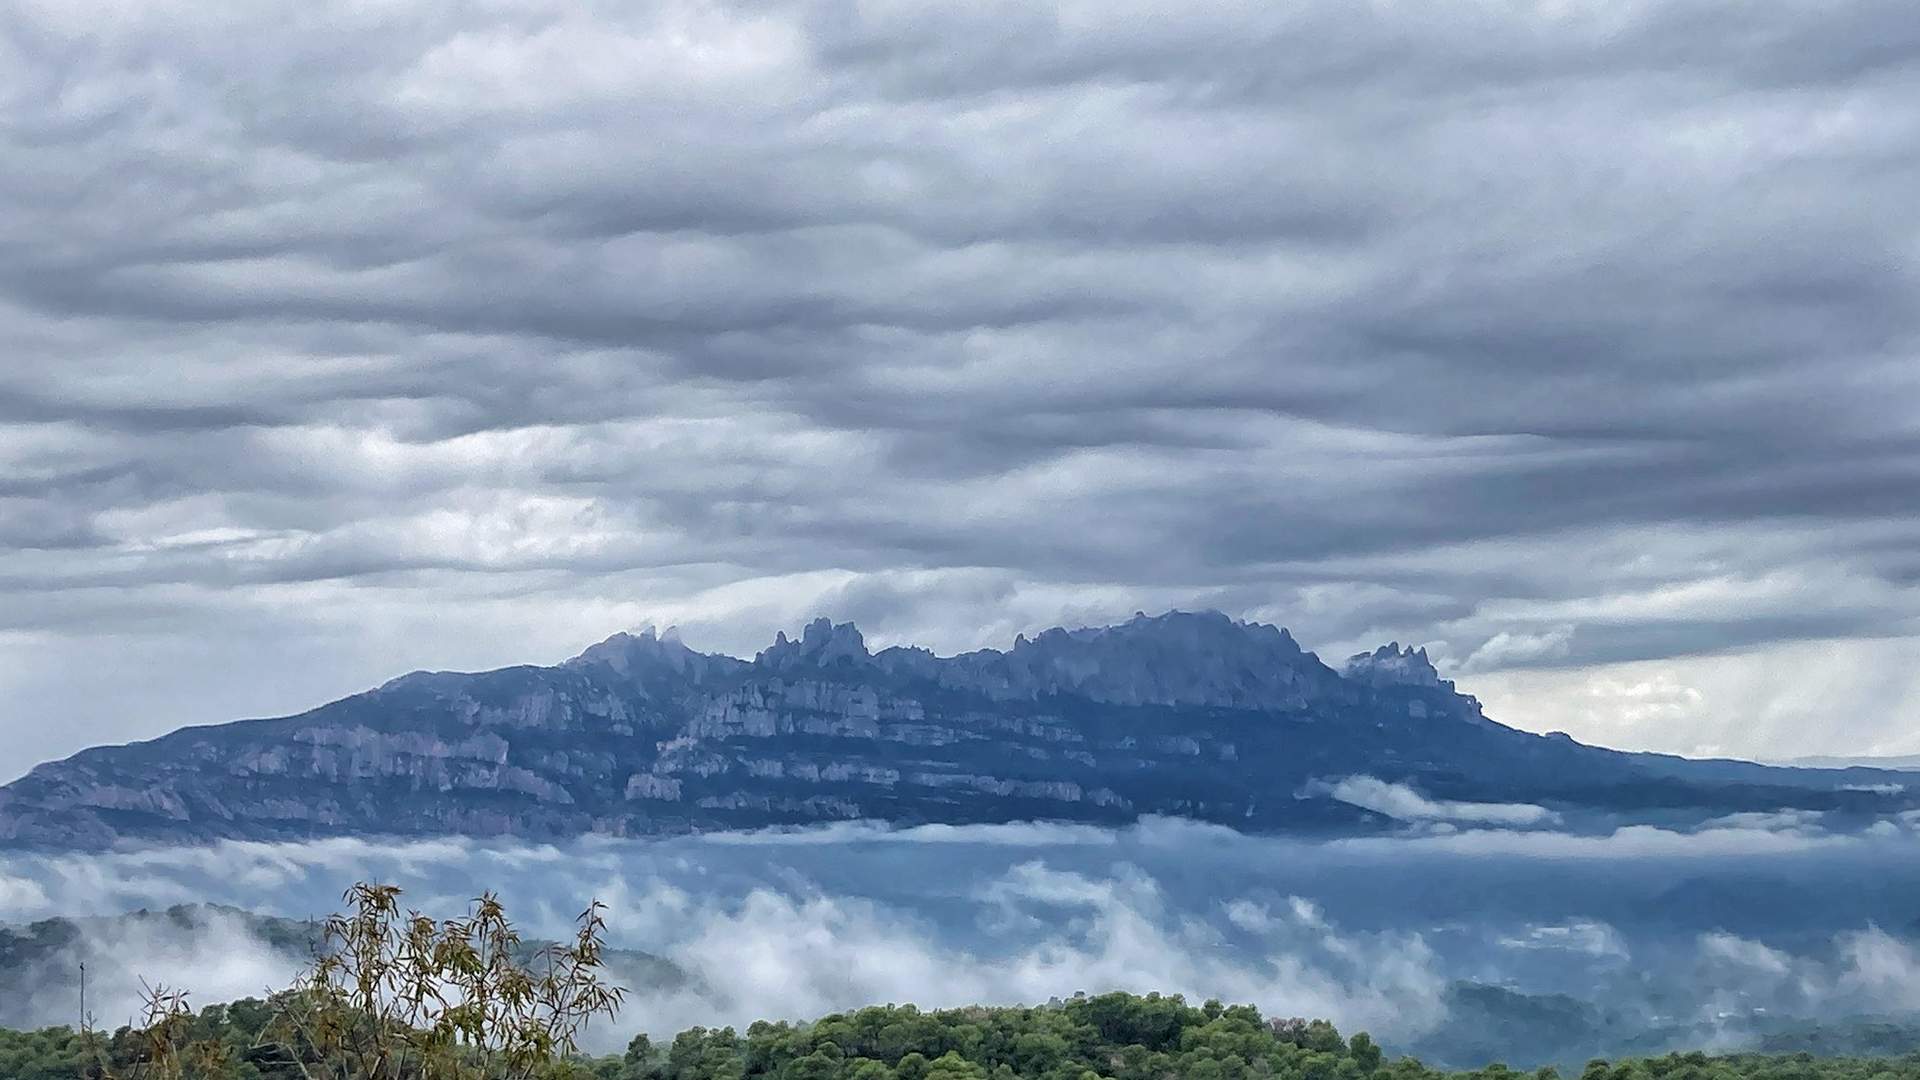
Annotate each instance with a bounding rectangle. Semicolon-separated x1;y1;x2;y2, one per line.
8;807;1920;1063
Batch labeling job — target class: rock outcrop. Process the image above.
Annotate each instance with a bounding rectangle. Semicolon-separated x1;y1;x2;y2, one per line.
1344;643;1445;689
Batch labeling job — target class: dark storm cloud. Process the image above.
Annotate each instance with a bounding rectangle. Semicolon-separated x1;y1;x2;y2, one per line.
2;0;1919;776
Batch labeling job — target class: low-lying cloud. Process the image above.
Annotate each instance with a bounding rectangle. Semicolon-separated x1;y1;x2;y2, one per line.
1309;776;1561;826
10;816;1920;1062
0;839;1451;1048
1498;921;1629;960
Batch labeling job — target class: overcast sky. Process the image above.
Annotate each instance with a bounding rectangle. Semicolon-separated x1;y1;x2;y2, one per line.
4;0;1919;781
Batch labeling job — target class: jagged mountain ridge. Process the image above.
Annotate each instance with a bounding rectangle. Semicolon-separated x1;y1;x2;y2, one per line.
0;611;1908;848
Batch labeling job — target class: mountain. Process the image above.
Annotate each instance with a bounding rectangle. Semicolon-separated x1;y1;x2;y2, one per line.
0;611;1911;848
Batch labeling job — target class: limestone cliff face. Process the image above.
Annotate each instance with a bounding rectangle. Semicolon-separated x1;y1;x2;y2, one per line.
0;611;1902;848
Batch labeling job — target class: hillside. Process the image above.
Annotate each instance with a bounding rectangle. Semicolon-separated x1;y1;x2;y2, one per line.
0;611;1910;848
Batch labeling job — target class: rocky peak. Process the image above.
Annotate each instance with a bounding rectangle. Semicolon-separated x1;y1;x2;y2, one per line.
565;625;751;690
927;609;1332;708
1077;610;1303;652
569;625;702;675
756;618;872;672
1343;642;1443;689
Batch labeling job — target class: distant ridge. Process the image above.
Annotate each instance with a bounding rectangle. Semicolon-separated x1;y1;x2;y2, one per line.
1;610;1911;849
1770;753;1920;771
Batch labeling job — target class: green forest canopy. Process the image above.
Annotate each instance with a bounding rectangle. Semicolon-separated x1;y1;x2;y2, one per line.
5;991;1920;1080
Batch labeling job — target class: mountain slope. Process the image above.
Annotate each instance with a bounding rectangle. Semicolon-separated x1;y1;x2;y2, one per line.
0;611;1908;848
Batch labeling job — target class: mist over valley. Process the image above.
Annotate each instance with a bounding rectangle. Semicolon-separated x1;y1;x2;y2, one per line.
10;810;1920;1067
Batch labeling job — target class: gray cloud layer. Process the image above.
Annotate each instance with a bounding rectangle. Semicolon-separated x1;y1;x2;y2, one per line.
4;0;1920;777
